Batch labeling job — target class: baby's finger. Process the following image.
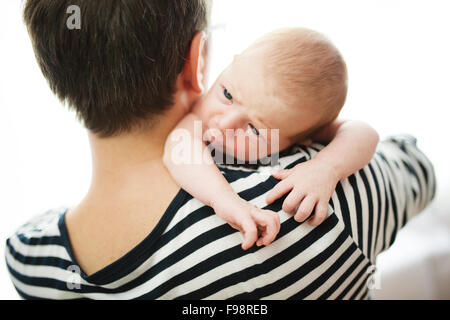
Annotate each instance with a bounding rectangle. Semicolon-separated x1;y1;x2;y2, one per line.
308;201;329;226
266;179;293;205
294;195;317;222
253;210;280;246
282;188;305;214
271;169;291;180
240;219;258;250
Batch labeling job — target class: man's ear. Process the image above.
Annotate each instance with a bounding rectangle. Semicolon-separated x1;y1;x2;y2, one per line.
182;31;207;94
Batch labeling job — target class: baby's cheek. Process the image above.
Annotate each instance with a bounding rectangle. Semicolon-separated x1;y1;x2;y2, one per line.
232;133;268;162
209;130;270;162
232;136;250;161
245;139;262;162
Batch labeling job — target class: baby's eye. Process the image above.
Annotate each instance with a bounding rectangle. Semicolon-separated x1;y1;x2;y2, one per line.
223;88;233;101
248;123;260;136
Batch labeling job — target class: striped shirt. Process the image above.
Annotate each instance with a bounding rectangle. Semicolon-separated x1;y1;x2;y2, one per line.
4;135;436;300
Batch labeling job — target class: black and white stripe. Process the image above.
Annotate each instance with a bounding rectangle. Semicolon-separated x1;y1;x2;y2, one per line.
4;135;436;300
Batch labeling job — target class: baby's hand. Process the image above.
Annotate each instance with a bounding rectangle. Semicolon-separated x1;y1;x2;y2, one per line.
266;159;338;226
212;191;280;250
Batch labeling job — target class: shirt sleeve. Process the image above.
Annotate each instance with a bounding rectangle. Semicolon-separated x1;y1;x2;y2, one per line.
325;135;436;263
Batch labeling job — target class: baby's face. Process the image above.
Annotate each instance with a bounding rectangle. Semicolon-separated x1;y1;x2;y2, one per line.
198;50;323;162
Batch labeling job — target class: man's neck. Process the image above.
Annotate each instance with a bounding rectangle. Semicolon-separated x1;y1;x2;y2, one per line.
80;107;187;212
65;116;185;276
89;128;167;176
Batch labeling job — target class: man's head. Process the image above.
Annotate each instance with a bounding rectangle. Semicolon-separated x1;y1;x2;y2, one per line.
199;27;347;161
24;0;211;137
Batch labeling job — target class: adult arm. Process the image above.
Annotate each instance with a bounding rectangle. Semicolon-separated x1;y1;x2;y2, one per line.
324;135;436;262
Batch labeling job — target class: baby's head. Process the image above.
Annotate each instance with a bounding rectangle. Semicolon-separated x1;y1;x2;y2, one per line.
202;27;348;161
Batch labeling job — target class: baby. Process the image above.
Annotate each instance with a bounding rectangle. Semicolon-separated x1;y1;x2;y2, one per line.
164;27;379;250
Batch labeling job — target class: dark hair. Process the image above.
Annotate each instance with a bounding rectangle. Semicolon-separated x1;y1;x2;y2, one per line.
24;0;210;136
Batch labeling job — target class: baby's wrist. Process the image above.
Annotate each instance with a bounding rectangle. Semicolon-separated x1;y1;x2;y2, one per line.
310;157;342;182
210;188;241;210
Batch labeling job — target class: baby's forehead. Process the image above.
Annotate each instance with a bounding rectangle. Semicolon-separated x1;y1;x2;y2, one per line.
232;52;296;102
229;57;278;102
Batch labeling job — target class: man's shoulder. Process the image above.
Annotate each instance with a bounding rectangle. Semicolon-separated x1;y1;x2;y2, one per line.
9;207;66;237
5;207;68;256
4;207;74;299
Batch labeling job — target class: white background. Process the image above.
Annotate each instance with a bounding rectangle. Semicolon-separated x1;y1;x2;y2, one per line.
1;0;449;299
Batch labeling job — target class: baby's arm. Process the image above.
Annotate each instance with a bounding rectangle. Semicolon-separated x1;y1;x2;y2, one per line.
307;119;380;181
163;113;280;250
266;119;379;225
